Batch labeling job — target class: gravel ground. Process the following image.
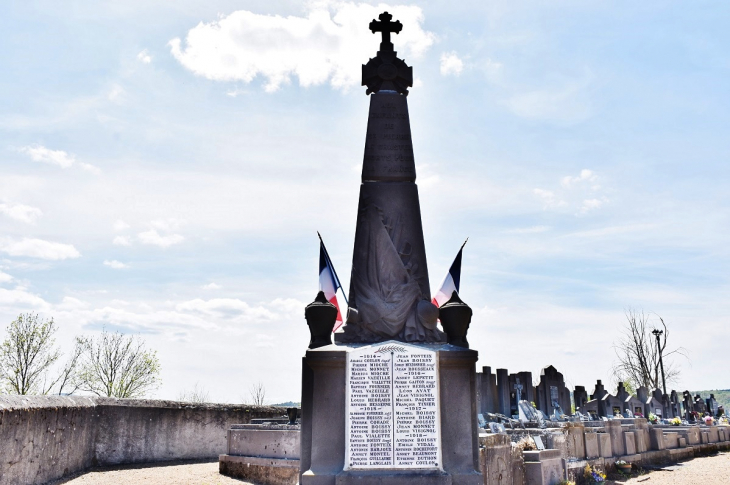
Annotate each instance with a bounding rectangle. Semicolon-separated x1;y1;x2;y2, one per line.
47;452;730;485
620;452;730;485
48;460;253;485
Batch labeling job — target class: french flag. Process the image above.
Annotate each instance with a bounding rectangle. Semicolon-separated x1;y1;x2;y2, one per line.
432;240;467;307
319;237;344;331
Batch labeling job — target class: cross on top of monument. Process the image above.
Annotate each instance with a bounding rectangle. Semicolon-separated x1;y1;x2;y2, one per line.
369;11;402;52
361;11;413;95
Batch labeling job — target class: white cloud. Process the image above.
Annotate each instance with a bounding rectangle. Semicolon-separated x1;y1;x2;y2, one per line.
138;229;185;248
0;286;48;308
440;51;464;76
202;282;222;290
103;259;129;269
150;218;186;232
533;188;566;209
19;145;100;173
562;169;597;188
137;49;152;64
169;3;434;92
0;237;81;260
0;271;13;284
0;202;42;224
579;197;608;215
113;235;132;246
176;298;276;320
113;219;130;231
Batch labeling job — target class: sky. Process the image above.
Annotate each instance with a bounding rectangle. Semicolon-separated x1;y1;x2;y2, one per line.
1;0;729;403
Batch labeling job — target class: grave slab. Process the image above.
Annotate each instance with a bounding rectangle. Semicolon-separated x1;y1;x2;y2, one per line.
605;421;625;456
624;432;636;455
598;434;612;458
523;450;564;485
649;428;665;450
584;433;599;459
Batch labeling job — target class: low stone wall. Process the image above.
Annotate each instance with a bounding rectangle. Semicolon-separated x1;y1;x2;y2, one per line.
0;395;284;485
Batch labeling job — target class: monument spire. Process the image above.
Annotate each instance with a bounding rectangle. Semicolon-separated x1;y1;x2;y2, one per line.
340;12;442;344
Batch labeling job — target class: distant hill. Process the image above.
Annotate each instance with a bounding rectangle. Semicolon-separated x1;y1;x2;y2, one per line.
690;389;730;411
271;401;301;407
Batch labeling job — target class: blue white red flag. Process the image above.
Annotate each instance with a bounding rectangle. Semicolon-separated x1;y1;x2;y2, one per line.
432;239;468;307
319;236;344;331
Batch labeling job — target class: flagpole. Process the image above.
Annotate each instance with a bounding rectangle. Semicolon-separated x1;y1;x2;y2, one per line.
317;232;349;306
460;237;469;251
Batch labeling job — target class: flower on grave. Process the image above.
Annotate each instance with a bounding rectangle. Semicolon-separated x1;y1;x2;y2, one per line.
583;464;606;483
648;413;658;424
615;460;627;465
704;415;714;425
670;417;682;426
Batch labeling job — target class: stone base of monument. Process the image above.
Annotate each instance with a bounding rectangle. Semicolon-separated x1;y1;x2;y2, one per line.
219;424;300;485
300;342;482;485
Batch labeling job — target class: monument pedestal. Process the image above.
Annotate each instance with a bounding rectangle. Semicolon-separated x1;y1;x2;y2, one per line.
300;343;482;485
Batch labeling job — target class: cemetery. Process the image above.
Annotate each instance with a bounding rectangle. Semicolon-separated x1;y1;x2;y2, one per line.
1;10;728;485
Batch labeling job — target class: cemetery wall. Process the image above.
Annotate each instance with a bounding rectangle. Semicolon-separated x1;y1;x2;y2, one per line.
0;395;284;485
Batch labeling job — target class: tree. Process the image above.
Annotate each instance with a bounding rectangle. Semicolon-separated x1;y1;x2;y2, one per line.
249;381;266;406
612;309;688;391
77;329;161;398
0;313;62;395
177;382;210;403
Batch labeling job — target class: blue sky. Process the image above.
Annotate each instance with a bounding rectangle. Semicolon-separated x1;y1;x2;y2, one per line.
1;0;728;402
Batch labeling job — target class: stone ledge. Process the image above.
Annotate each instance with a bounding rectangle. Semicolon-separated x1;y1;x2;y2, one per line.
220;455;300;485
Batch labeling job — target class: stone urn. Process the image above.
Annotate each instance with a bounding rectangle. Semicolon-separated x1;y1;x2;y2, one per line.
438;291;473;348
304;291;338;349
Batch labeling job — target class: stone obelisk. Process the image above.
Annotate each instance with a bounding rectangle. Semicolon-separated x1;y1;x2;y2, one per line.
299;13;481;485
338;11;444;344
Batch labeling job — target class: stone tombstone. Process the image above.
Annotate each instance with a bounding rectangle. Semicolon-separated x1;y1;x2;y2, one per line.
345;342;441;469
694;394;708;414
682;390;694;420
518;401;539;423
301;12;482;485
535;366;571;417
573;386;588;411
706;394;719;416
476;366;499;415
670;390;681;418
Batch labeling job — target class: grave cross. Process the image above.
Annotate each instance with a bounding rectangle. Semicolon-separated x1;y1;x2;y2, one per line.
369;11;402;52
514;378;524;402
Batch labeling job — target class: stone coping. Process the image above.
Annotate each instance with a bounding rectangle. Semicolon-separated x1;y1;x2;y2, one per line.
0;395;285;412
219;454;301;468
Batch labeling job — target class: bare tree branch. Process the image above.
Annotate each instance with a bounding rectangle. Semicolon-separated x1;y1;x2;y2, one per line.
249;381;266;406
77;329;161;398
612;308;689;391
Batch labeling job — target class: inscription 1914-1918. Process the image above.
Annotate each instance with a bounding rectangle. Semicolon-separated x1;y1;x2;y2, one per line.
345;342;442;470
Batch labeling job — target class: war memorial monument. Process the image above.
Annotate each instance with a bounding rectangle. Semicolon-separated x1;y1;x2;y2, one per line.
300;12;482;485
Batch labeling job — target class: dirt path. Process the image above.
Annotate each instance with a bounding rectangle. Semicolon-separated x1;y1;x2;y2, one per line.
619;452;730;485
48;452;730;485
48;460;252;485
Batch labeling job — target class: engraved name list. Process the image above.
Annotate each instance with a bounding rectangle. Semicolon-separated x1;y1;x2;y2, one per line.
345;342;441;470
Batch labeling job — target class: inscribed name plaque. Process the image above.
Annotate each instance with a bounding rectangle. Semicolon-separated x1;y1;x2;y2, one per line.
345;342;441;470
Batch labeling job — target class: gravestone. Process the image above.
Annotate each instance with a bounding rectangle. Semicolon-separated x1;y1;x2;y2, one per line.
300;12;481;485
535;366;571;417
707;394;719;417
476;366;499;415
573;386;588;411
670;390;681;418
518;400;540;423
496;368;510;417
694;394;708;414
682;391;694;420
505;371;534;417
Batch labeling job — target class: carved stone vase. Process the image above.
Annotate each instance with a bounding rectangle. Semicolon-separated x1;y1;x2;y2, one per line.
304;291;338;349
438;291;473;348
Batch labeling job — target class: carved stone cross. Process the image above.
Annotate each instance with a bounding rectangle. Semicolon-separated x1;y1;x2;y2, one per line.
369;11;402;52
514;378;523;402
